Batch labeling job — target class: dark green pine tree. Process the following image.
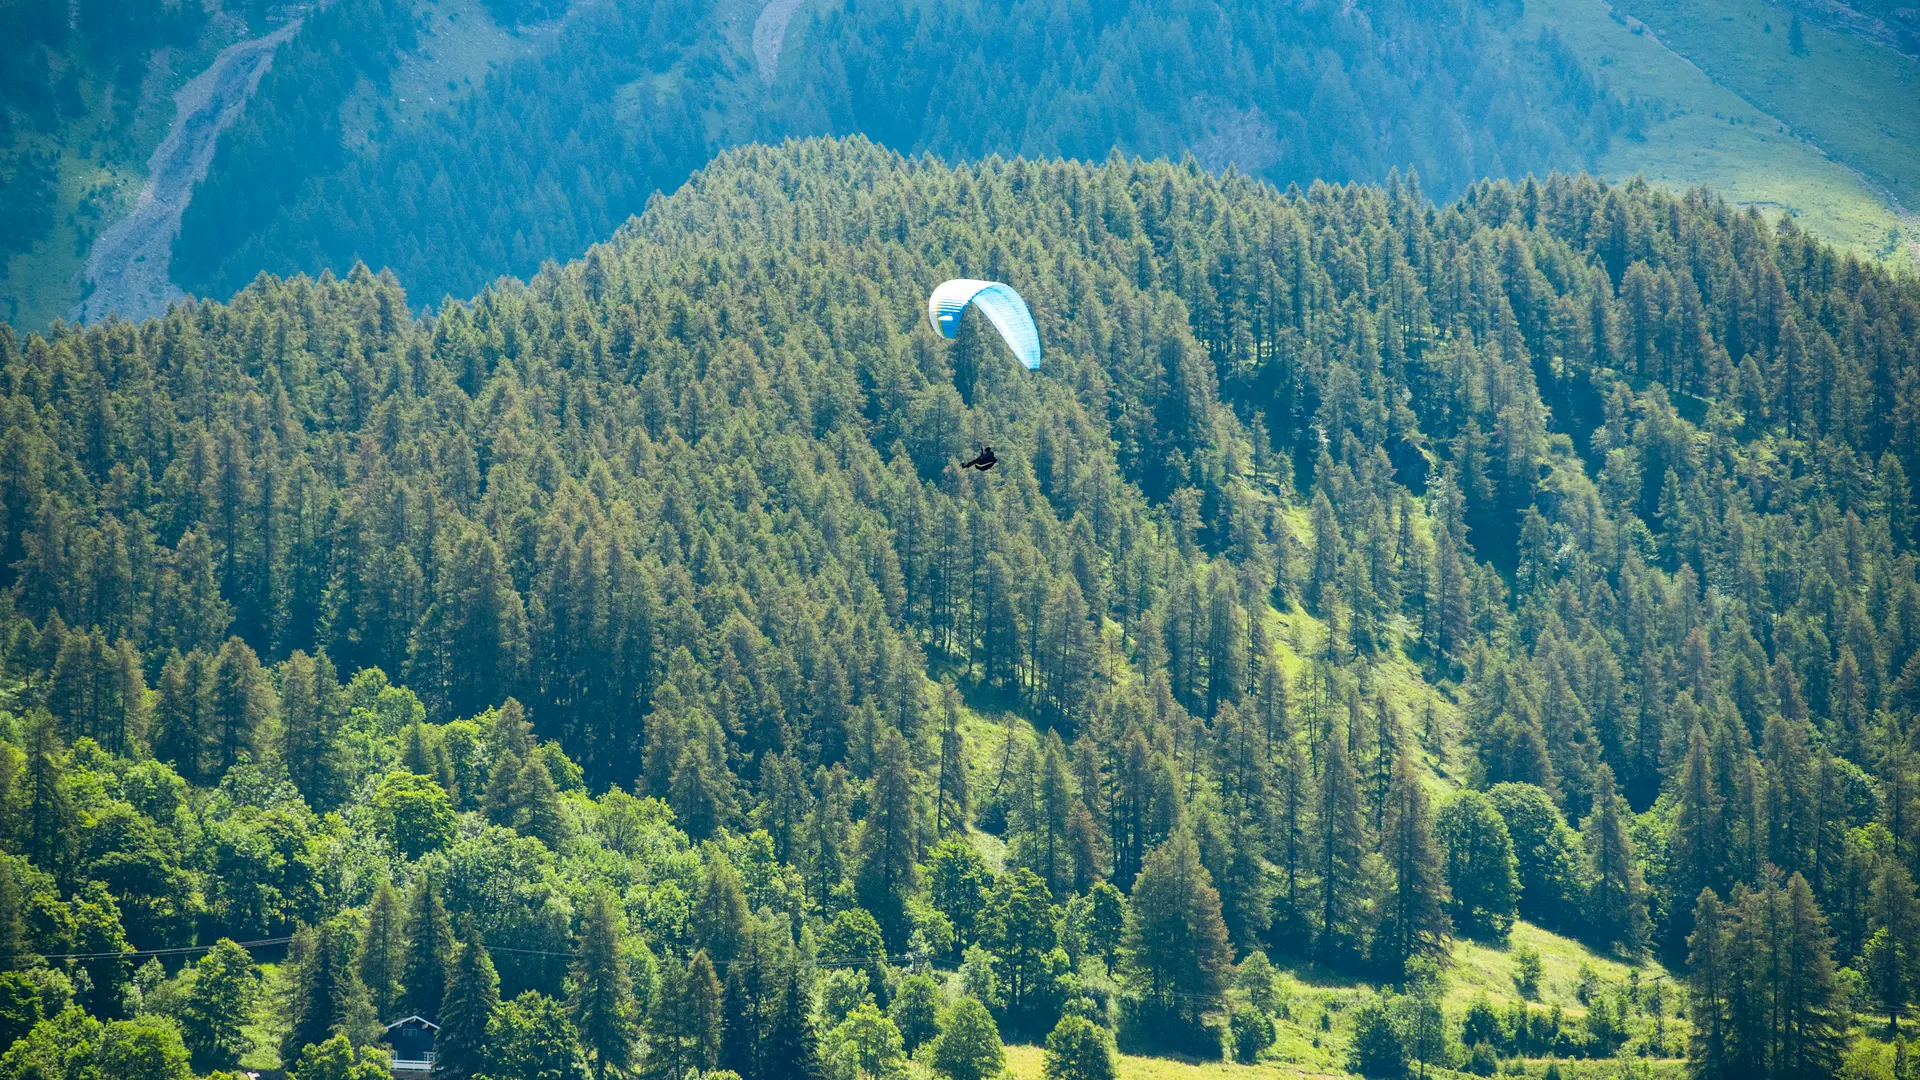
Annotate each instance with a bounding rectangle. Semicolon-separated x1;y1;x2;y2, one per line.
411;527;528;722
516;753;572;849
1307;491;1341;614
151;651;211;783
484;749;524;828
683;952;723;1072
0;858;32;973
1270;732;1313;953
648;950;723;1080
1866;855;1920;1036
284;918;373;1063
759;973;822;1080
359;881;406;1021
21;712;76;886
1120;831;1231;1038
1580;764;1648;952
1777;874;1844;1079
1373;751;1451;979
433;928;500;1080
936;684;971;834
854;726;919;947
402;877;454;1020
1687;889;1733;1080
281;650;350;811
719;966;761;1080
1315;722;1369;968
1666;723;1724;954
403;722;438;778
694;856;750;965
210;636;271;775
804;765;854;912
569;890;635;1080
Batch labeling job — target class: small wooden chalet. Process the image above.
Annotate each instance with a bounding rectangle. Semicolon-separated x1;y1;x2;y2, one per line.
382;1015;438;1076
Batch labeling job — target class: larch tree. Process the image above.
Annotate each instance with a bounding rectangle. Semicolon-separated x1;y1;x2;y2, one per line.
854;726;919;948
1373;751;1451;979
1315;723;1369;967
433;930;500;1080
1121;831;1231;1039
401;877;454;1020
569;891;635;1080
358;882;405;1021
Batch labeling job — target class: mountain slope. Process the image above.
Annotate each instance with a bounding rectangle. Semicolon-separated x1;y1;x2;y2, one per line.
1522;0;1917;265
1;138;1916;1077
165;0;1646;308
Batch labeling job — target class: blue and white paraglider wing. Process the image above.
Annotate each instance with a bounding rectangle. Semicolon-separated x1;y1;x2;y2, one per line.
927;279;1041;370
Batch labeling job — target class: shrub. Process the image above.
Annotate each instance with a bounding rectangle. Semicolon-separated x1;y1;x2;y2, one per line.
1229;1007;1274;1064
1513;946;1543;999
1042;1016;1114;1080
928;998;1004;1080
1347;994;1405;1079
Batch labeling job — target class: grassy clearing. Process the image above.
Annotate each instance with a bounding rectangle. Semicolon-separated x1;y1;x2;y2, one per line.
1;142;140;330
1613;0;1920;214
1002;1041;1347;1080
996;918;1684;1079
1448;921;1670;1013
1521;0;1916;269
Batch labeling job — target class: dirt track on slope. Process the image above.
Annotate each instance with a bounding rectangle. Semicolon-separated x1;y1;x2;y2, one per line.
73;20;301;324
752;0;807;84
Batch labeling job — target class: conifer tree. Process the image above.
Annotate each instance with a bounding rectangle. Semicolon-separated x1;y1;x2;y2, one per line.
1867;855;1920;1036
434;930;500;1080
1581;764;1648;951
484;750;524;828
1668;723;1724;952
1778;874;1844;1079
22;713;75;885
1307;491;1341;614
1271;732;1312;952
695;856;750;965
936;683;971;834
569;891;634;1080
516;752;572;849
648;950;722;1079
1374;752;1451;978
1121;832;1231;1038
1315;723;1369;967
719;963;763;1080
805;765;854;912
402;878;454;1020
0;860;31;974
281;650;349;810
761;973;823;1080
359;882;405;1021
210;637;271;775
854;727;918;947
285;919;373;1062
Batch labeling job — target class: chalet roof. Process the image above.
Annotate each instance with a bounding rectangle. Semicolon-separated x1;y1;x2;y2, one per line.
382;1016;440;1032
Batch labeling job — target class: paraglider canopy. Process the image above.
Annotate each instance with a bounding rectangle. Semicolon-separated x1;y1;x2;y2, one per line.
927;279;1041;370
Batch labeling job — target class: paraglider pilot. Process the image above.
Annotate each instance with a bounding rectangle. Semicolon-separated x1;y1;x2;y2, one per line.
961;446;998;471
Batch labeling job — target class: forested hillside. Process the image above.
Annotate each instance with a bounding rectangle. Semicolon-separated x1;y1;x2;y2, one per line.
167;0;1649;309
3;140;1920;1080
